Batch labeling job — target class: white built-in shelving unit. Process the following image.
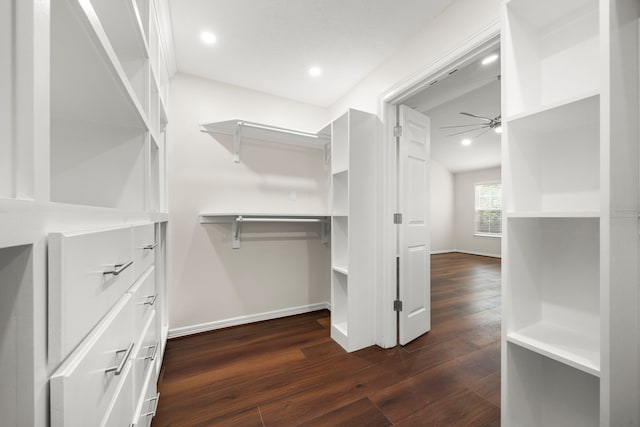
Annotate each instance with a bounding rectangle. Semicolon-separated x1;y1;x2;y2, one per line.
502;0;639;425
330;109;377;352
0;0;171;425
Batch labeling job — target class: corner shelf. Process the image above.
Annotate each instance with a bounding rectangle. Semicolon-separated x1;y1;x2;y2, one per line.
199;213;330;249
200;120;331;163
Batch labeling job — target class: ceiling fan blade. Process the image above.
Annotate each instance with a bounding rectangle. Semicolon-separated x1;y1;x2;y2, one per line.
460;112;493;122
440;123;489;129
472;128;491;139
446;126;489;137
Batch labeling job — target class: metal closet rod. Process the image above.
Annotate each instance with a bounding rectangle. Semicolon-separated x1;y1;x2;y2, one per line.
236;216;328;223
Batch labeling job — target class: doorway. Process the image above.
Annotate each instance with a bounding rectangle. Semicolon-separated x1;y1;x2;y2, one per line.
376;29;501;348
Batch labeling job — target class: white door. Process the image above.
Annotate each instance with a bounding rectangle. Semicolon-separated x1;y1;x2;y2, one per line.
398;104;431;345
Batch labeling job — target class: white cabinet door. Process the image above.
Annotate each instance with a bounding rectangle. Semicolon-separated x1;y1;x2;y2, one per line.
398;105;431;345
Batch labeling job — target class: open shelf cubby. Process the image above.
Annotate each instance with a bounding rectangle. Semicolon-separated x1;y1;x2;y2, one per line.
331;112;349;174
0;244;33;427
0;0;12;199
506;217;599;374
332;171;349;216
504;0;599;117
506;94;599;215
331;216;348;269
331;270;348;345
89;0;149;119
51;0;147;210
505;343;599;426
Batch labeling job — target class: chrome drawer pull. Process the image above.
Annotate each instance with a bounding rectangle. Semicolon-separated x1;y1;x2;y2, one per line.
105;342;134;375
103;260;133;276
143;393;160;417
144;294;158;306
144;343;159;361
142;243;158;250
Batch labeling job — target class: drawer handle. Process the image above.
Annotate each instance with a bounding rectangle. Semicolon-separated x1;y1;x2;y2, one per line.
144;343;159;361
143;393;160;417
105;342;135;375
142;243;158;250
103;260;133;276
144;294;158;306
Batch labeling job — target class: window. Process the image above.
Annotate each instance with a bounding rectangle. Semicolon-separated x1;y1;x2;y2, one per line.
475;182;502;236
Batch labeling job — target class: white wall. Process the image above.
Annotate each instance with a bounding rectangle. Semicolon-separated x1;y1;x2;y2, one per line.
328;0;500;118
454;167;501;257
430;159;455;252
168;73;331;334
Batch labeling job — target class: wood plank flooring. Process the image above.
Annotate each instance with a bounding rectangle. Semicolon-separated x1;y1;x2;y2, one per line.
152;253;501;426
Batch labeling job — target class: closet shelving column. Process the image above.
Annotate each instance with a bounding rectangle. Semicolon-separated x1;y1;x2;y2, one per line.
502;0;639;425
330;109;377;353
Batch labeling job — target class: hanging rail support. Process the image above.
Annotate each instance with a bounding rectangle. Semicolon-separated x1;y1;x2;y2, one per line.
232;216;242;248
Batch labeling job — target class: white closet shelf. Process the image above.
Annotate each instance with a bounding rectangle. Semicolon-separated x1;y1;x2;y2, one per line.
507;0;596;29
332;266;349;275
200;120;331;163
507;322;600;377
506;211;600;218
505;91;599;128
199;213;330;249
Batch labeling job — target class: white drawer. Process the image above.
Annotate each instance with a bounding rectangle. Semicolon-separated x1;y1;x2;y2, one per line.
100;360;134;427
132;310;158;402
50;293;135;427
129;266;156;339
133;357;160;427
49;226;134;362
132;223;156;280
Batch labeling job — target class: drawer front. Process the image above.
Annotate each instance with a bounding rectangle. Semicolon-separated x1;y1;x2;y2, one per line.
130;266;156;338
133;310;158;401
50;294;135;427
100;361;135;427
133;359;160;427
49;226;134;361
132;223;156;280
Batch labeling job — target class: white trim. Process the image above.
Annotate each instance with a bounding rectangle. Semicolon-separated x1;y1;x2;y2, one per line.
376;20;501;349
167;302;331;339
474;233;501;239
431;249;456;254
454;249;501;259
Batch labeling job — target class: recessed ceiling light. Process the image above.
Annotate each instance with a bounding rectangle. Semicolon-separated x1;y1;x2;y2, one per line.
309;66;322;77
481;53;499;65
461;139;472;147
201;31;217;45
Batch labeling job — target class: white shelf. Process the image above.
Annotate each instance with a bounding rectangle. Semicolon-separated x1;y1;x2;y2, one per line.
332;266;349;276
200;119;330;163
199;213;330;249
505;91;599;126
333;321;348;337
507;217;599;350
508;323;600;377
507;211;599;218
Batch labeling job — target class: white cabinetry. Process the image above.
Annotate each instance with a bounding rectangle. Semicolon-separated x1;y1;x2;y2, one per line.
502;0;639;425
50;223;163;427
0;0;170;425
330;109;377;352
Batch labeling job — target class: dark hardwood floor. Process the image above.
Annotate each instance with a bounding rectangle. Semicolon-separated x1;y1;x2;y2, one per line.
153;253;501;426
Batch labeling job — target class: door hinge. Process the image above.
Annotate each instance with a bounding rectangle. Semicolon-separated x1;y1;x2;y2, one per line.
394;300;403;312
394;125;402;138
394;213;403;224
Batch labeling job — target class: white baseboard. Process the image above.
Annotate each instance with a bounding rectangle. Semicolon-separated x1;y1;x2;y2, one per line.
168;302;331;339
430;249;456;254
454;249;501;258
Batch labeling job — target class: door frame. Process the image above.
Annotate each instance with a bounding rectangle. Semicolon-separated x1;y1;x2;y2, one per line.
375;22;500;348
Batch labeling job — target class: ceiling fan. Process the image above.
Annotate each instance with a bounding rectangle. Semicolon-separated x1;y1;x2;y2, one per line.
441;112;502;138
